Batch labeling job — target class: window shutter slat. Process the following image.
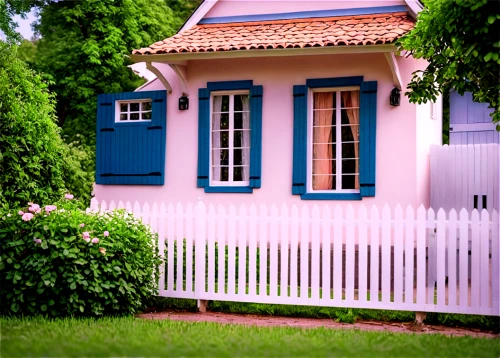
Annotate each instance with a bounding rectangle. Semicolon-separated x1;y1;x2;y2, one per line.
292;85;308;195
359;81;377;197
250;85;263;188
95;90;166;185
197;88;210;188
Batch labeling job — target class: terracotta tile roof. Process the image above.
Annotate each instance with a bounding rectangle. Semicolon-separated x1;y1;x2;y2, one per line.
133;12;414;55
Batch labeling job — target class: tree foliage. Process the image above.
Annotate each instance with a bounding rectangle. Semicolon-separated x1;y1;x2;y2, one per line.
397;0;500;128
0;42;91;208
166;0;203;30
31;0;178;141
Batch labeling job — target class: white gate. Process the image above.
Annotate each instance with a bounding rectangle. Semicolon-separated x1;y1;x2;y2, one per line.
430;144;499;212
91;199;499;316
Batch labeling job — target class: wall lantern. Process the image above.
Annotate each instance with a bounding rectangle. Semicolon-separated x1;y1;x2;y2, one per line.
390;87;401;106
179;95;189;110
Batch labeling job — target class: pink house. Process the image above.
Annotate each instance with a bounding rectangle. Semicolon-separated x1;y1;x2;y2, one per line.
94;0;442;209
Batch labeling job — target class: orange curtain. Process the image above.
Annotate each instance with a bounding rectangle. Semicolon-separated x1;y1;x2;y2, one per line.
341;91;360;189
313;92;334;190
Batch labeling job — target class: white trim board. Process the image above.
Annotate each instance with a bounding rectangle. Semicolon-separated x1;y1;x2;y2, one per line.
132;44;397;63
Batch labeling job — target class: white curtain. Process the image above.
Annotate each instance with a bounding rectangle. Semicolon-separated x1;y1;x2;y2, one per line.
241;95;250;181
212;96;223;181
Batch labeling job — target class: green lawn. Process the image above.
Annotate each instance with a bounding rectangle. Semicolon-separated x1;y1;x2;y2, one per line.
1;316;499;357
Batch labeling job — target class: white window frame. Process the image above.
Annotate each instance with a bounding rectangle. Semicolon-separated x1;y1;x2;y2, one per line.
307;86;360;194
115;99;153;122
209;90;251;187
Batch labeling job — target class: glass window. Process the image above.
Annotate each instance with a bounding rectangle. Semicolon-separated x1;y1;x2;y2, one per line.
311;89;360;192
116;100;152;122
211;92;250;186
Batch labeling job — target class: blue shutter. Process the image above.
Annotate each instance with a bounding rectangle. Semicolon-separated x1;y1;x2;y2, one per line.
95;90;166;185
292;85;308;195
250;85;263;188
359;81;377;197
197;88;210;188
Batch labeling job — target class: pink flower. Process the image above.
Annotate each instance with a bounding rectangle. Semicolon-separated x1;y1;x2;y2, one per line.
84;237;91;243
18;211;24;215
79;223;85;228
22;213;34;221
44;205;57;213
65;194;74;200
92;238;99;244
33;238;42;244
82;232;90;239
99;247;106;255
28;204;41;214
103;231;109;237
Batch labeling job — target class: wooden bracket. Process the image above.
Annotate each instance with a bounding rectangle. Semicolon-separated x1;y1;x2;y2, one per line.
146;62;173;93
384;53;403;91
169;64;189;96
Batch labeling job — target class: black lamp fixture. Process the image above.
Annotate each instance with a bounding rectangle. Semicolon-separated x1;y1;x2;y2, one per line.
390;87;401;106
179;95;189;110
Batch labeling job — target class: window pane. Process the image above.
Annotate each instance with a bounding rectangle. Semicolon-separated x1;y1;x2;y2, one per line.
120;113;127;121
313;143;335;160
341;142;358;159
218;131;229;148
234;113;242;129
212;149;229;166
340;90;359;108
313;110;335;127
130;113;139;120
142;112;152;120
120;103;128;112
142;102;152;111
341;124;359;142
342;175;359;190
130;103;140;112
313;92;336;109
234;130;250;148
313;126;334;146
213;113;229;130
234;94;249;112
233;167;243;181
313;175;335;190
233;148;250;165
220;167;229;181
342;159;359;175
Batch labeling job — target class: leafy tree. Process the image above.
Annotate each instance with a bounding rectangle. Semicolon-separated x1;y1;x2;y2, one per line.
32;0;178;142
0;42;90;208
166;0;203;30
397;0;500;129
17;38;38;64
0;0;34;43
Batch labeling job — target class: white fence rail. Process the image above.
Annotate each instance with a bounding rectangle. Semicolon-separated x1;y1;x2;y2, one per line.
91;199;499;316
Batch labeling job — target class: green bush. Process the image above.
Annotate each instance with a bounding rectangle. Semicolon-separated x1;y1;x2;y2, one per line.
0;197;162;316
0;42;93;209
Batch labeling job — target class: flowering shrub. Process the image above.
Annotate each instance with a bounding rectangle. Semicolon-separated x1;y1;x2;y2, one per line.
0;196;161;316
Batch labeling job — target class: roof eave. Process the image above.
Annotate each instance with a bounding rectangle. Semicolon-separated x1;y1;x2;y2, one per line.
131;44;398;63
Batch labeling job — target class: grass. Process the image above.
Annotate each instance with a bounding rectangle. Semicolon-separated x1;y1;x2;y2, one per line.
1;316;499;357
148;297;500;330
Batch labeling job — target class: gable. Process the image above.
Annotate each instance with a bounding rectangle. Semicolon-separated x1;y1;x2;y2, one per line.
204;0;408;20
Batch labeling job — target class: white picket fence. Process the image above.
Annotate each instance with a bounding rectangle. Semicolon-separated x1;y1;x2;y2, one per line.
90;199;499;316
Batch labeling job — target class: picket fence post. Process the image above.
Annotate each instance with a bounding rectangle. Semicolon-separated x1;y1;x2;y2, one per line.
195;199;207;312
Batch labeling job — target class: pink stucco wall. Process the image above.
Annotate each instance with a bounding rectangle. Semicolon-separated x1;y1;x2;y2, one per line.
93;53;436;210
205;0;406;18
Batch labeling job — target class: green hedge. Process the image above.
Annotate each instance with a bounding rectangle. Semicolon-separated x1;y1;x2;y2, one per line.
0;197;161;316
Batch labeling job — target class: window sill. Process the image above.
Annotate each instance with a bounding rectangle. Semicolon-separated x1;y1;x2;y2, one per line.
204;186;253;193
300;193;362;200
